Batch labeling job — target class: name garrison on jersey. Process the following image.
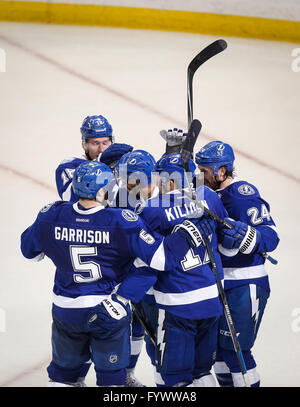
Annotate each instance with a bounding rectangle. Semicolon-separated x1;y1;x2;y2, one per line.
54;226;110;244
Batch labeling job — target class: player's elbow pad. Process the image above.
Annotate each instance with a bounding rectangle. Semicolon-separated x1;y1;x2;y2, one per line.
239;226;261;255
256;226;280;253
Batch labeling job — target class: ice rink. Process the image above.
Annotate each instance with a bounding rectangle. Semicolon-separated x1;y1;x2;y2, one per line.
0;21;299;387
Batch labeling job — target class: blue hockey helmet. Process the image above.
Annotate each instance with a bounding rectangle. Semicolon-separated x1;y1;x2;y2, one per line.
116;149;156;184
80;115;114;144
195;141;235;175
155;153;196;179
72;160;113;199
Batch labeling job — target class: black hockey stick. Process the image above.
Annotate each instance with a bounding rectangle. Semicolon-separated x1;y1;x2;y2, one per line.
181;120;250;387
186;40;277;265
188;39;227;127
131;302;156;347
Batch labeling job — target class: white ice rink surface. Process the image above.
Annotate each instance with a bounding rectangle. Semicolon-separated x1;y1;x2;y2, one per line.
0;21;299;388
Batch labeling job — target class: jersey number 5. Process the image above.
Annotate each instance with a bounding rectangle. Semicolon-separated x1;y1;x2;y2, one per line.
70;246;102;283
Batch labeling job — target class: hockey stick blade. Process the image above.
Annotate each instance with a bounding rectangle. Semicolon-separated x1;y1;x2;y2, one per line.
187;39;227;126
188;39;228;77
181;119;202;169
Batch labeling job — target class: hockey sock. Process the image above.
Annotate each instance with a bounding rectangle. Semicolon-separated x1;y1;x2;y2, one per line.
47;361;84;384
95;368;126;387
222;349;260;387
156;372;193;387
193;373;216;387
214;349;233;387
78;360;92;381
145;338;156;366
128;335;144;369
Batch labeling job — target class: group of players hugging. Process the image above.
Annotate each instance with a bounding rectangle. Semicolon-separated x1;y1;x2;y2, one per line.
20;114;279;388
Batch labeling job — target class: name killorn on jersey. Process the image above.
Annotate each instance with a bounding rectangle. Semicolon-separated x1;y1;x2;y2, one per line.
165;200;208;221
54;226;110;244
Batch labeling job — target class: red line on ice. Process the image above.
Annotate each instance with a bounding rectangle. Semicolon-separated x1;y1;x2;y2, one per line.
0;35;299;186
0;357;50;387
0;164;56;192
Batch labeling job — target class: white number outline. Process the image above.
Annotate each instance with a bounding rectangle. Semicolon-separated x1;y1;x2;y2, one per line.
247;204;271;225
69;245;102;283
61;168;75;186
181;235;212;271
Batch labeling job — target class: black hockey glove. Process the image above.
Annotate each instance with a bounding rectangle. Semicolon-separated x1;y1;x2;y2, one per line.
98;143;133;166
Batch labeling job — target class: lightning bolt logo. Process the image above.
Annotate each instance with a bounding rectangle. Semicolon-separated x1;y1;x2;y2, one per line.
157;309;166;366
250;284;260;334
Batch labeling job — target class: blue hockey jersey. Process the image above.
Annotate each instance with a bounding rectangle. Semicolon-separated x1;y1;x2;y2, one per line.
20;201;193;324
118;186;228;320
216;178;279;291
55;157;86;202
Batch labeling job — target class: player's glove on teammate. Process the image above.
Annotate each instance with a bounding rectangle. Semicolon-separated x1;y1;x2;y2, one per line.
160;128;187;154
98;143;133;166
218;218;261;254
175;214;215;248
87;293;131;333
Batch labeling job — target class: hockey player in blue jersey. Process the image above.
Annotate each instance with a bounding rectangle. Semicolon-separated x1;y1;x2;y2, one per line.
108;149;158;386
195;141;280;387
114;150;229;387
55;114;142;385
114;149;158;210
20;160;215;387
55;114;133;202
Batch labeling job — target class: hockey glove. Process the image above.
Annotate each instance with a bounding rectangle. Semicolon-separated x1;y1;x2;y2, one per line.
87;294;131;334
98;143;133;166
219;218;261;254
175;215;215;248
160;128;187;154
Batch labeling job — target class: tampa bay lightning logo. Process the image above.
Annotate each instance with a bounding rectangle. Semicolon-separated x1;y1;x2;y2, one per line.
91;118;104;126
40;202;55;213
134;202;145;215
216;143;225;156
170;157;180;164
238;184;255;196
128;158;137;165
122;209;138;222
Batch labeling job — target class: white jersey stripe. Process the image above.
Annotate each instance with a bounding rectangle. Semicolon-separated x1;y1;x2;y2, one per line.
53;293;108;308
223;264;267;281
153;282;220;306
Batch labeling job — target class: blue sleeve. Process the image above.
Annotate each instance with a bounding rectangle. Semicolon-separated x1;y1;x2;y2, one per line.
256;225;279;253
227;183;279;253
20;201;60;260
140;206;166;235
118;211;191;271
20;215;43;260
55;157;85;201
117;261;157;303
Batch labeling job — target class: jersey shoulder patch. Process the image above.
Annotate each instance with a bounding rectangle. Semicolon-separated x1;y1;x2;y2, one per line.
40;202;56;213
231;181;260;198
121;209;139;222
39;200;64;216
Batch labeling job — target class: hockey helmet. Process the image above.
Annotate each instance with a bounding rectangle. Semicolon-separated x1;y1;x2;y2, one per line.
80;115;114;144
155;153;196;187
195;141;235;175
72;161;113;199
116;149;156;184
